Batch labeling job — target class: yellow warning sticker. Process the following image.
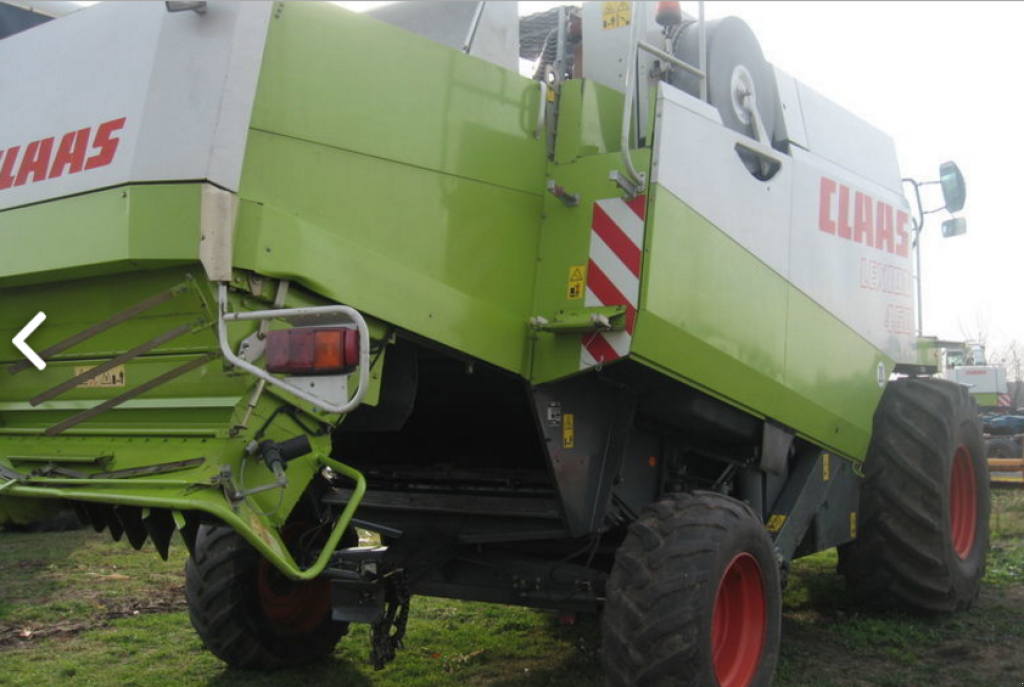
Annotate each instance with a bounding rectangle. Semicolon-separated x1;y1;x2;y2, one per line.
563;413;575;449
567;264;586;300
850;512;858;539
766;514;787;533
601;1;631;29
822;453;831;481
75;365;126;389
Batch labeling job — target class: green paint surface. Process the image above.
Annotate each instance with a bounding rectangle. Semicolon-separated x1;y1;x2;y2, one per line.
237;2;548;374
0;185;200;288
634;185;888;461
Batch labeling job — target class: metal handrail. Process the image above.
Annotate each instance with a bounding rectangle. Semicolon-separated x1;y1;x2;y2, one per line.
638;40;704;79
536;79;548;139
615;2;709;198
617;15;646;196
217;284;371;416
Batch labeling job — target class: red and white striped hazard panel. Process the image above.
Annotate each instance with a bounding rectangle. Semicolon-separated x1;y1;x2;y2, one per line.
580;195;647;370
998;393;1012;408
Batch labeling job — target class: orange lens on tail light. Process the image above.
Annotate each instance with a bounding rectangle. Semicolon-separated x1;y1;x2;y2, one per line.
265;327;359;376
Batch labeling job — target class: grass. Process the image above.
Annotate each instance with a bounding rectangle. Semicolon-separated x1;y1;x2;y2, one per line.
1;490;1023;687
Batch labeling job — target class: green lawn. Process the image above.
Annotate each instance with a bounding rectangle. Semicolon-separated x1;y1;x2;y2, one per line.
2;490;1023;687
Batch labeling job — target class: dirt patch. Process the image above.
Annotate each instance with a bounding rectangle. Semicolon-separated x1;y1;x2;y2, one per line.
0;585;186;650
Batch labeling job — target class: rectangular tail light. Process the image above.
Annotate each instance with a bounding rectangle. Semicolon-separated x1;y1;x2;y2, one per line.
265;327;359;376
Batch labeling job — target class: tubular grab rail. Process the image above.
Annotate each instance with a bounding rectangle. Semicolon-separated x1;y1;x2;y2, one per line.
615;2;708;198
216;283;371;415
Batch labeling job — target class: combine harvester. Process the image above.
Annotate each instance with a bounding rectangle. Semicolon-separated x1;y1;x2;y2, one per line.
0;2;986;685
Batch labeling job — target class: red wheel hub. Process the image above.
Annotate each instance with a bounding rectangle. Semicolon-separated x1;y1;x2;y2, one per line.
256;523;332;635
712;553;767;687
949;445;978;560
257;560;331;635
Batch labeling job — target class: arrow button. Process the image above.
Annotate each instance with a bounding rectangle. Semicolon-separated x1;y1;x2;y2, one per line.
13;312;46;371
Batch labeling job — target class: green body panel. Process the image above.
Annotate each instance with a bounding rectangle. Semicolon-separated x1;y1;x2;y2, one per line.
236;3;546;374
973;392;999;407
529;150;650;384
633;186;889;460
253;4;545;196
0;185;200;288
236;131;542;375
554;80;627;164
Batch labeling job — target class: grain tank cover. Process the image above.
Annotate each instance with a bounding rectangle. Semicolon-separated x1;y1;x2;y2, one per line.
0;1;272;212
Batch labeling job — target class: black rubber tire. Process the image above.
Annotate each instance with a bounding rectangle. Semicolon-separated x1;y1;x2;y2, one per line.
986;436;1020;458
603;492;781;687
838;378;990;613
184;525;348;670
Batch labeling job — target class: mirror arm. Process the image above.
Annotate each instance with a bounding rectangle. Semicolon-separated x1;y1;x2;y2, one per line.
902;177;926;248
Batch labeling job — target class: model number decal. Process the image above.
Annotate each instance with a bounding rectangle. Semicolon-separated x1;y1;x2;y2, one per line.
0;117;127;192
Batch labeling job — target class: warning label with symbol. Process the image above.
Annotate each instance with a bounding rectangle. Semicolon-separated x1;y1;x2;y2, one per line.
601;1;631;30
567;264;586;300
562;413;575;449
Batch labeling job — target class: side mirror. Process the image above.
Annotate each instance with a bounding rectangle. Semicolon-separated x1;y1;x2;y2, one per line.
941;216;967;238
939;161;966;213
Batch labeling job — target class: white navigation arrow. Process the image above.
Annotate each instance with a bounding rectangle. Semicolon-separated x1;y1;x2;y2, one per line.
13;312;47;371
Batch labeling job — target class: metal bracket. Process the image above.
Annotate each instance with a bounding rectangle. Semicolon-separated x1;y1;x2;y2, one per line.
546;180;580;207
610;170;645;199
199;185;239;282
529;305;627;333
238;279;290;364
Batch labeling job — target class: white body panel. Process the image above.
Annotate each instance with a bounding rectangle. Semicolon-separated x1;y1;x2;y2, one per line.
943;366;1009;395
366;1;519;73
787;147;915;360
789;79;903;196
653;84;793;283
0;1;271;212
652;82;916;362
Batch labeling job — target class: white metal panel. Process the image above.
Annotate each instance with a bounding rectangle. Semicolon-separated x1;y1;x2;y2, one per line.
796;80;903;195
788;146;916;361
772;66;807;150
469;2;519;72
654;82;916;362
949;366;1009;394
0;1;271;212
367;2;520;73
652;83;793;280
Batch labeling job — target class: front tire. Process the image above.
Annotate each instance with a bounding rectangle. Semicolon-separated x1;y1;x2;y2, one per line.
839;378;990;613
603;492;781;687
184;524;348;670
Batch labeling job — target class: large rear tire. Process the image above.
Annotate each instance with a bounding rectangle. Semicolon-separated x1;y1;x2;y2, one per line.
603;492;781;687
839;378;989;613
184;524;348;670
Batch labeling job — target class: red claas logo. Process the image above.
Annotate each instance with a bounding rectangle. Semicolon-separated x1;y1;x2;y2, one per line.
0;117;126;191
819;177;910;257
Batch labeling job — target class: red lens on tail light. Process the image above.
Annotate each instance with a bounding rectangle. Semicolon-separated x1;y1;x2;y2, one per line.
265;327;359;375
